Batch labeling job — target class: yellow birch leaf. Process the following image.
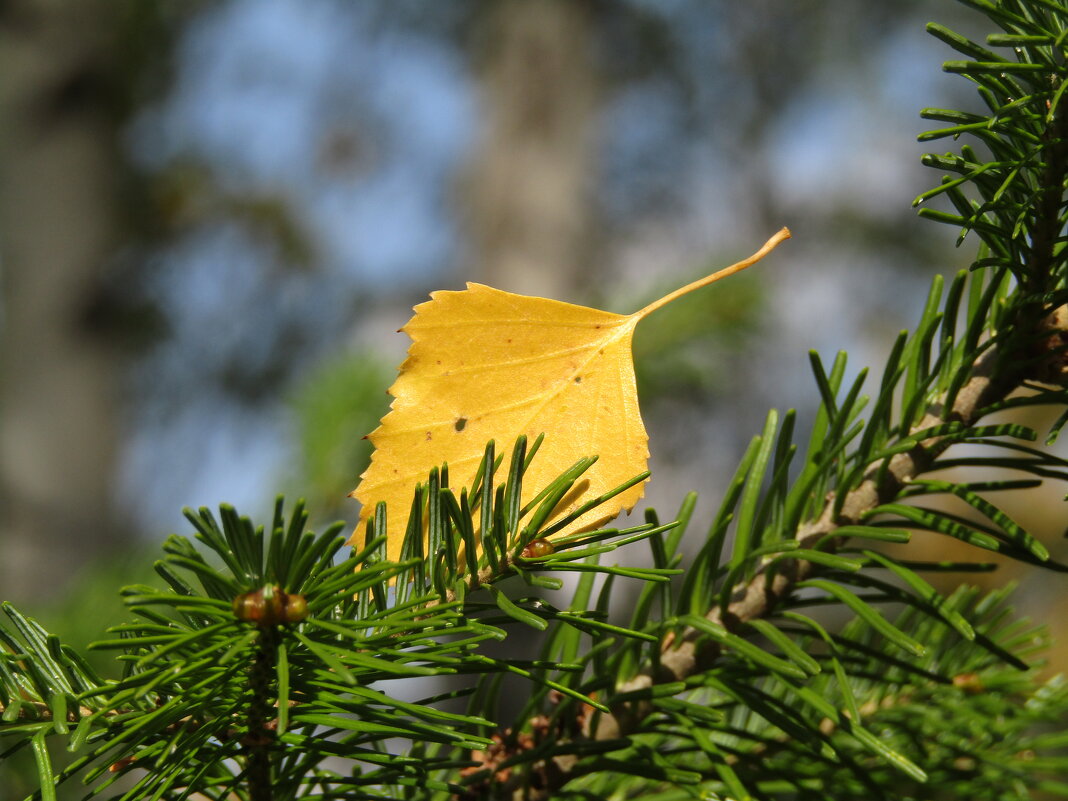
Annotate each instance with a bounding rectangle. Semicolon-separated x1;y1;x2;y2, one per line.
350;228;791;561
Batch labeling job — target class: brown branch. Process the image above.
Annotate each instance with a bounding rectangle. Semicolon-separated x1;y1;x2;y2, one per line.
0;698;98;723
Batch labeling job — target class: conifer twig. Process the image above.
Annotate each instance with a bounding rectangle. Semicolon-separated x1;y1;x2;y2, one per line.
505;340;1032;801
601;348;1007;738
248;629;279;801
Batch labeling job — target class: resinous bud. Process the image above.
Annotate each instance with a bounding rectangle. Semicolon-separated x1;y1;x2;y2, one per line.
282;593;309;623
232;585;309;626
232;590;268;624
520;539;555;559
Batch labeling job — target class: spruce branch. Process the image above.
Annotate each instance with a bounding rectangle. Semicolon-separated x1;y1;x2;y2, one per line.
602;346;1011;740
468;315;1043;800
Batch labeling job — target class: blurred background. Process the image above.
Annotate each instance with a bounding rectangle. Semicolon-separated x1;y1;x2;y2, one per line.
2;0;1063;687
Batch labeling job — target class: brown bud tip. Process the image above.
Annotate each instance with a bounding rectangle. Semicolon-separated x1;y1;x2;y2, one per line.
233;585;308;626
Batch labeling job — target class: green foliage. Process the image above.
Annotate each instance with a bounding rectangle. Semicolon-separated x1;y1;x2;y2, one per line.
631;268;764;406
0;462;671;801
4;1;1068;799
287;353;394;522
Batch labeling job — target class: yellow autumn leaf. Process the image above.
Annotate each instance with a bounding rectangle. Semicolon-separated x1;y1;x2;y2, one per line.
350;228;791;562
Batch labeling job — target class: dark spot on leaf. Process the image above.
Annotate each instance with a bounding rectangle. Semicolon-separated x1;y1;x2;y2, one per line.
574;376;582;383
455;417;467;432
425;431;432;441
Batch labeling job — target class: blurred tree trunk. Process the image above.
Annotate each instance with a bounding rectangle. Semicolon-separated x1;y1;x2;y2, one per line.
465;0;599;298
0;0;131;603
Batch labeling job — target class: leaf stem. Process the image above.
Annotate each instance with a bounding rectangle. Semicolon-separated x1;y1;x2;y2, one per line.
633;227;792;320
